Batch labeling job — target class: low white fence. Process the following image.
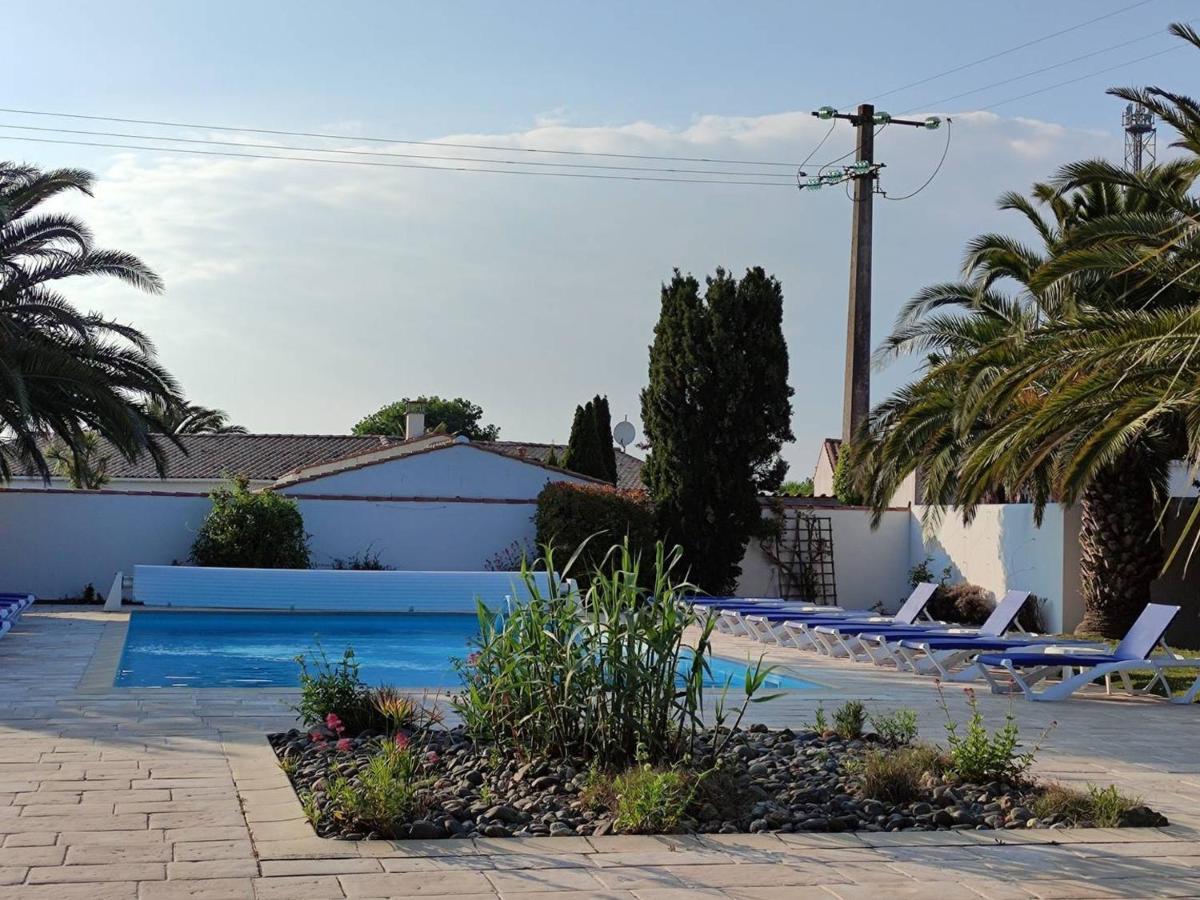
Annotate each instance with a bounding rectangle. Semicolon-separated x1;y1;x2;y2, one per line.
133;564;557;612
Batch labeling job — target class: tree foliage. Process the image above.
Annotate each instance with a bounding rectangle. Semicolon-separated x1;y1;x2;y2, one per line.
191;476;311;569
831;449;862;506
143;397;246;434
562;395;617;484
352;395;499;441
46;432;109;489
640;267;794;593
0;162;181;482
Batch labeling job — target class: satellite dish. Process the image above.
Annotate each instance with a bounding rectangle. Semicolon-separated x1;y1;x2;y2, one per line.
613;417;636;452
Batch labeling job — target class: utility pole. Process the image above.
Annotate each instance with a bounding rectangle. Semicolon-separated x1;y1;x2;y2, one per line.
808;105;943;444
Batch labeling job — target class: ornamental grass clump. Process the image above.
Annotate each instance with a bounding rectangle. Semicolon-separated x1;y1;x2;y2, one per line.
453;540;770;769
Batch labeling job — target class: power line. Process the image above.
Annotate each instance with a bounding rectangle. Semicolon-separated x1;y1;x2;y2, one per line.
0;122;797;179
0;134;797;187
847;0;1157;106
979;44;1184;111
881;119;952;201
0;105;805;169
897;26;1180;115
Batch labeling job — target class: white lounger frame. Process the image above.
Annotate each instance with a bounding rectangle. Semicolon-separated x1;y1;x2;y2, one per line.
977;654;1200;703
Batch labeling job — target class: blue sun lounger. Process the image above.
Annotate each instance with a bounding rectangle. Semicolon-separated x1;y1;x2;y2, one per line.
0;594;34;621
852;590;1034;669
757;583;940;651
975;603;1200;703
688;599;846;636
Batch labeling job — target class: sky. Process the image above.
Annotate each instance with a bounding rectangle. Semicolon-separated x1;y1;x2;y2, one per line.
3;0;1197;478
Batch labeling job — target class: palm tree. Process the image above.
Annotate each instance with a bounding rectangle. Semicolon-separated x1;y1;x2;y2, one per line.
858;158;1199;636
0;162;181;481
142;397;247;434
45;431;110;489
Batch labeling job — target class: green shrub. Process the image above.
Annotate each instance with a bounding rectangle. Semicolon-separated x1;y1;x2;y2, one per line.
292;647;377;733
832;700;867;740
612;765;691;833
326;740;424;836
936;684;1045;784
533;483;656;587
869;708;919;746
331;545;391;570
858;744;947;804
1031;782;1142;827
927;582;993;626
453;541;775;768
190;475;310;568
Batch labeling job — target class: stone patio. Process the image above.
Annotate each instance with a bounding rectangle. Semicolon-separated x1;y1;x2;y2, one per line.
1;607;1198;899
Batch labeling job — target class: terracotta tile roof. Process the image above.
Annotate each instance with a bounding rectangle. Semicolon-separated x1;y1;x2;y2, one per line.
822;437;842;471
19;434;400;481
17;434;646;489
483;441;645;490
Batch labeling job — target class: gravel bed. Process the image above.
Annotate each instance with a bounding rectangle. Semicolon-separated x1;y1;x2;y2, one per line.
269;723;1167;840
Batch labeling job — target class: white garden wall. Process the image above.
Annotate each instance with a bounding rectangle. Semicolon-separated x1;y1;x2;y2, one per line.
911;504;1075;633
0;489;543;599
737;505;912;613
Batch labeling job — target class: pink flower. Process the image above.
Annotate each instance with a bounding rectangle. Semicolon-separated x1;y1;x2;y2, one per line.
336;738;352;753
309;730;326;745
467;652;481;666
325;712;344;735
425;751;440;765
393;733;410;750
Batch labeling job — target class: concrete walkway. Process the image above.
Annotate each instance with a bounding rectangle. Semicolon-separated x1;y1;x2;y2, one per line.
1;607;1198;899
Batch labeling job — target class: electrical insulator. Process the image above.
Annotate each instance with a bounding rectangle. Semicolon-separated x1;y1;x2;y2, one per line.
874;111;892;125
924;117;942;130
815;106;837;120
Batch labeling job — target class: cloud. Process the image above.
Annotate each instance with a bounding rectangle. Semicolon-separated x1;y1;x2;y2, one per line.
39;108;1121;470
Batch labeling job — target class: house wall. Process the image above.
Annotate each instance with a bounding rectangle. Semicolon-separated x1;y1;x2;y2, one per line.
736;505;912;612
278;444;592;500
812;454;836;498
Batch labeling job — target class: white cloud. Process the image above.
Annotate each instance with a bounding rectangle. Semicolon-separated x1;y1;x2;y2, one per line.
39;109;1121;472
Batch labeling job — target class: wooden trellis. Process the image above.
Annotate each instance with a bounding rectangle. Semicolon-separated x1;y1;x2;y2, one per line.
760;507;838;605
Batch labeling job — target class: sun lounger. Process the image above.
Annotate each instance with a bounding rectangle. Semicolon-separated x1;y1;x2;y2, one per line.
853;590;1033;669
974;603;1200;703
766;583;940;652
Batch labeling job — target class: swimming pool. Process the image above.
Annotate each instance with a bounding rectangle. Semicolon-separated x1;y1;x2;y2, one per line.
114;610;820;690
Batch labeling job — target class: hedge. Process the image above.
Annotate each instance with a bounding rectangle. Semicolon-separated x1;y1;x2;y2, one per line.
534;482;657;585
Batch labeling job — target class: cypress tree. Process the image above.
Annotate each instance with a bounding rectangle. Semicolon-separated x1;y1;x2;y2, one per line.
591;394;618;485
563;402;607;481
640;267;794;593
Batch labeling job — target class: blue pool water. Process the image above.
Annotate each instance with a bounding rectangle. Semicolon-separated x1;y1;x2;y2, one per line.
115;610;819;690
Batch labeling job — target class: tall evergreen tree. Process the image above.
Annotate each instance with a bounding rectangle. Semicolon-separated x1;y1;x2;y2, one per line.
591;394;618;484
563;400;610;481
641;267;794;593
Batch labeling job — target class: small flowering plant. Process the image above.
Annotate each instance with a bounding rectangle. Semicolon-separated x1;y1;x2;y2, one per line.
935;682;1055;784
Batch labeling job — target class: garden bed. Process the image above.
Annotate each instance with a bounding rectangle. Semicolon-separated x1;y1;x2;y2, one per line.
269;717;1167;840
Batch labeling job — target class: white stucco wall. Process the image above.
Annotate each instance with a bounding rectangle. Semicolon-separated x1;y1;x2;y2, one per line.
0;489;543;599
278;444;592;500
911;504;1073;633
736;505;912;612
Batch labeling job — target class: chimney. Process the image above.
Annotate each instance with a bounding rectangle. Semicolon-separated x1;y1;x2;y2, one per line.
405;401;426;439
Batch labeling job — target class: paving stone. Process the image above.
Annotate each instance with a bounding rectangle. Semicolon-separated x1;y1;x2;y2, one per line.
485;868;608;893
0;883;138;900
138;878;255;899
173;841;256;862
259;859;383;877
251;875;347;899
338;872;496;896
168;861;261;880
27;862;165;883
66;844;174;864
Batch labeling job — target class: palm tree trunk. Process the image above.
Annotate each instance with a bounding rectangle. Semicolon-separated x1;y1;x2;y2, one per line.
1076;448;1163;638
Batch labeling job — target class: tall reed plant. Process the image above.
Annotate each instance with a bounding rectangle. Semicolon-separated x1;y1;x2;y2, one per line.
453;541;734;768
